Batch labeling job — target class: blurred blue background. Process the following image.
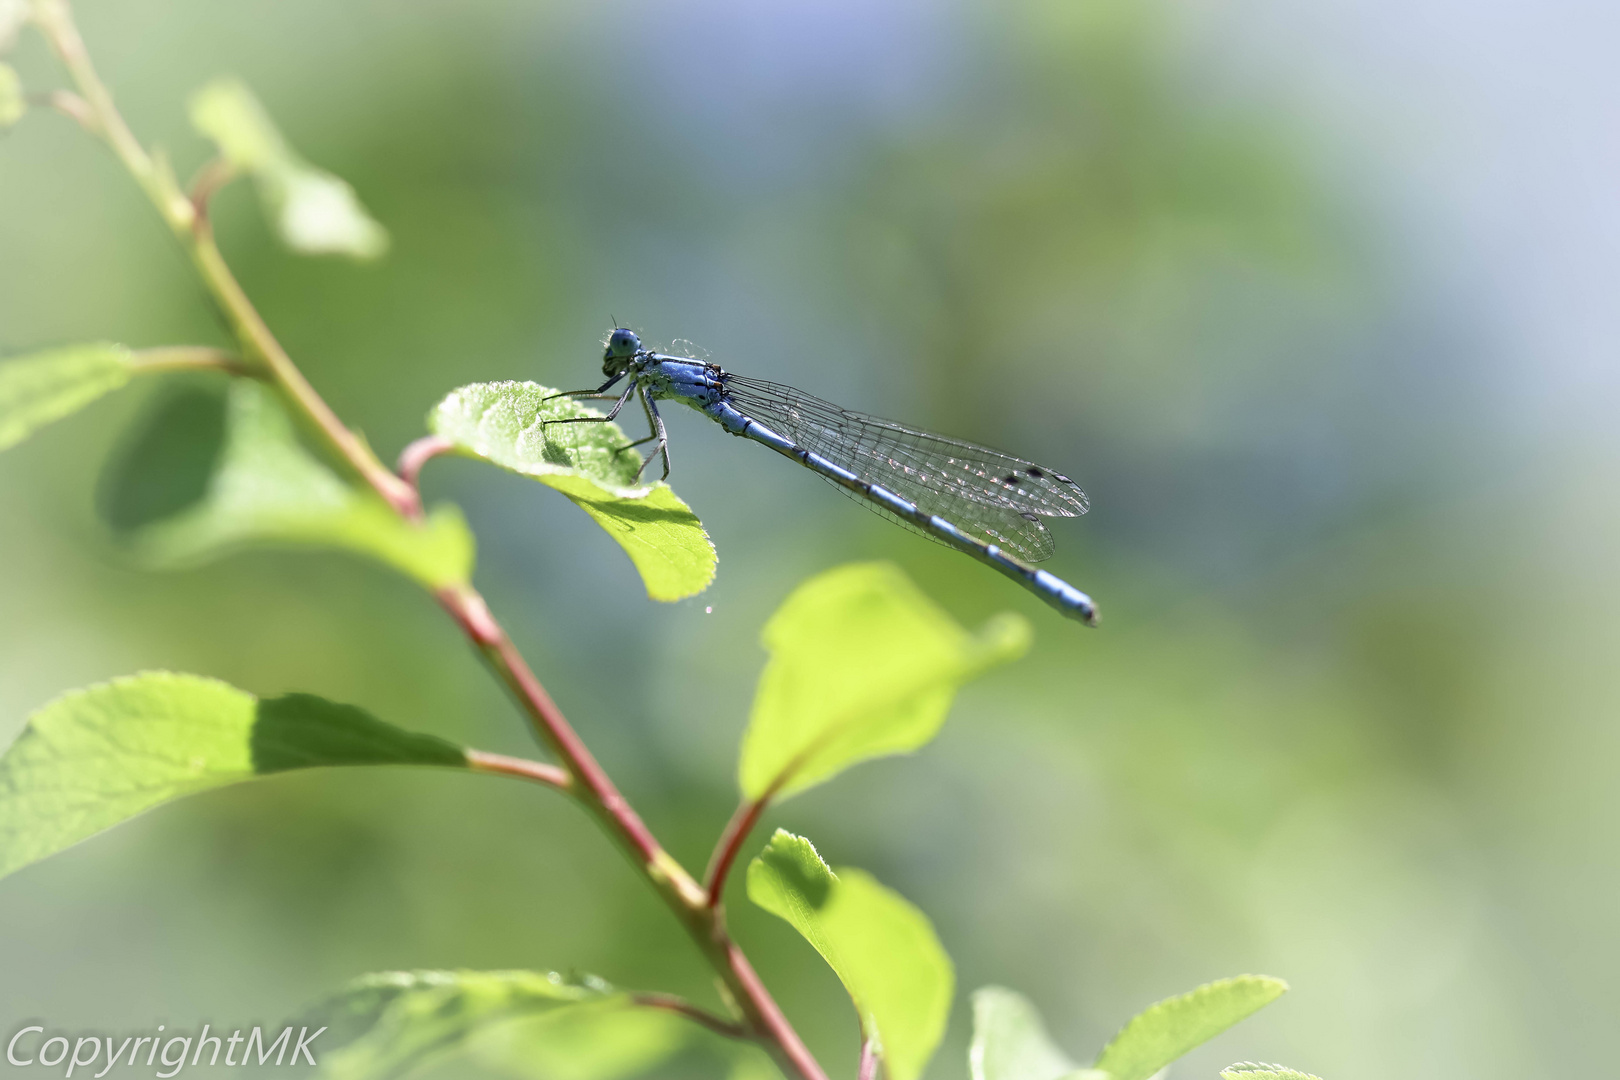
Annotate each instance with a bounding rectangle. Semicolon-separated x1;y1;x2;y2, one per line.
2;0;1617;1077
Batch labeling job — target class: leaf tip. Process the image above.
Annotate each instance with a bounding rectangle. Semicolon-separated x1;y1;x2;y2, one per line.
747;829;835;909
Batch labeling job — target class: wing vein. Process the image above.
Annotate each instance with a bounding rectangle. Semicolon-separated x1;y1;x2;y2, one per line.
723;376;1086;563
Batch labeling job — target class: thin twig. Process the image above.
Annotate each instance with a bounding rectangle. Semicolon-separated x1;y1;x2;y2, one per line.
128;345;253;376
31;0;191;228
25;89;96;131
858;1037;879;1080
706;711;884;905
723;943;829;1080
630;993;752;1041
465;749;571;791
189;222;422;515
437;585;692;892
398;434;453;493
704;795;769;907
437;581;828;1080
187;155;237;222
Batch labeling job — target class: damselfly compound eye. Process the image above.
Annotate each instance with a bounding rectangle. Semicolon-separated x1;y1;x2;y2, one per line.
606;328;641;358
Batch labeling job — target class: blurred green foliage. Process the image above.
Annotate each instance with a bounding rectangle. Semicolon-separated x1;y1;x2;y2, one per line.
1;0;1614;1078
968;980;1288;1080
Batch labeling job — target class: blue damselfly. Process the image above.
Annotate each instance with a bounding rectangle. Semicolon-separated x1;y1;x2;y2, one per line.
548;329;1098;625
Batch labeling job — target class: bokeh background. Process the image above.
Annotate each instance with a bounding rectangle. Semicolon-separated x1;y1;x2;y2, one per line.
2;0;1617;1076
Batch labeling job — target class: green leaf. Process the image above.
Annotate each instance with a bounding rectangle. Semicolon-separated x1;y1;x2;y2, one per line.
429;380;715;602
738;562;1030;802
0;62;23;127
251;694;467;773
189;78;388;260
0;672;467;881
126;380;474;588
469;997;773;1080
1220;1064;1324;1080
969;987;1098;1080
1092;976;1289;1080
96;386;228;531
314;970;771;1080
0;343;133;453
746;830;954;1080
314;970;610;1080
466;1000;691;1080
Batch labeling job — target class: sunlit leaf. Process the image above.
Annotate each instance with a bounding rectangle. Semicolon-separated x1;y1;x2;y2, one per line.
315;970;610;1080
1092;976;1289;1080
466;1001;691;1080
0;343;132;453
969;986;1103;1080
469;998;777;1080
189;78;388;259
314;969;769;1080
738;562;1030;802
0;673;467;881
1220;1063;1324;1080
125;380;474;588
747;830;953;1080
429;380;715;601
0;62;23;127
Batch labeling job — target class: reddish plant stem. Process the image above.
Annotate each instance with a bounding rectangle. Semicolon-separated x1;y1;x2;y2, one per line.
630;993;751;1041
439;584;678;881
397;434;454;498
436;585;826;1079
705;764;798;906
721;941;831;1080
465;749;571;791
858;1038;879;1080
704;795;770;906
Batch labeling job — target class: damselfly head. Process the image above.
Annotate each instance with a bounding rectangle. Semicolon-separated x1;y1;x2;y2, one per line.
603;327;641;375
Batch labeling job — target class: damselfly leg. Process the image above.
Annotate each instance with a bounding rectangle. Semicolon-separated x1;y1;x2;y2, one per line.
631;384;670;482
539;376;666;473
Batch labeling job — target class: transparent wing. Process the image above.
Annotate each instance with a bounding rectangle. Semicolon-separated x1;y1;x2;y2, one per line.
723;376;1087;563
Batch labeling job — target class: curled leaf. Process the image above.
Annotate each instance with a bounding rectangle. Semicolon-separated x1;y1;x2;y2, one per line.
119;381;474;589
